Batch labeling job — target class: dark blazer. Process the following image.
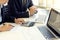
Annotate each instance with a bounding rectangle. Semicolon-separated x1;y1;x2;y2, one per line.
1;5;8;24
2;0;33;23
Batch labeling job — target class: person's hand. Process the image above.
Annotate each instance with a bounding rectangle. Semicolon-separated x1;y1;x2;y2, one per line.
0;0;8;4
29;6;37;16
14;18;25;24
0;23;14;32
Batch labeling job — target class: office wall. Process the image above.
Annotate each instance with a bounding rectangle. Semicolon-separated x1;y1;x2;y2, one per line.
1;0;59;9
32;0;39;6
53;0;60;10
32;0;60;10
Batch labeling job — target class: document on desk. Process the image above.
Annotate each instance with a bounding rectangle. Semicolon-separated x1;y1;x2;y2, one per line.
0;31;26;40
24;8;48;24
0;24;26;40
10;24;46;40
0;23;46;40
18;27;46;40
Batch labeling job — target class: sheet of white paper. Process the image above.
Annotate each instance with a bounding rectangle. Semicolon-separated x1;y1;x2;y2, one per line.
0;23;46;40
24;8;49;24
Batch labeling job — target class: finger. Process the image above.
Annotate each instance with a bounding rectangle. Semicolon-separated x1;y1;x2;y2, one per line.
15;19;19;24
7;27;13;31
21;20;25;24
18;22;22;24
19;18;25;23
3;23;14;27
6;25;14;31
15;18;25;24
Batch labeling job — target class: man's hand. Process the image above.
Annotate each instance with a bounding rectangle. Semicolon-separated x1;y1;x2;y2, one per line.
14;18;25;24
0;23;14;32
29;6;37;16
0;0;8;4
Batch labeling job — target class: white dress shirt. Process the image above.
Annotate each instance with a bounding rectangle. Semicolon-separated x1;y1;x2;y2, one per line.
0;5;2;22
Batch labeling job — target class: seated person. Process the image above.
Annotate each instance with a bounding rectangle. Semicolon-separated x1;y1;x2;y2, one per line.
0;0;13;32
0;6;14;32
5;0;37;24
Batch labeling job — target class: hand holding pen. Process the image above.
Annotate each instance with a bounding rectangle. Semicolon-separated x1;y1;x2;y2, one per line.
0;23;14;32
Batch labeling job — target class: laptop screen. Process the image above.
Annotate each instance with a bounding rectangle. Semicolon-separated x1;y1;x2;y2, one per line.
48;9;60;31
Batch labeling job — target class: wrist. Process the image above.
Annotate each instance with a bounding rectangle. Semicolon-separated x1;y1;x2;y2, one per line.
0;27;4;32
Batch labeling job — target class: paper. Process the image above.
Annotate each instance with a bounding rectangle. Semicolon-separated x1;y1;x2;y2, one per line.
0;23;46;40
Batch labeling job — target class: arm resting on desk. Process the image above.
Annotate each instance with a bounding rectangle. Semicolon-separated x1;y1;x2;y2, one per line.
0;23;14;32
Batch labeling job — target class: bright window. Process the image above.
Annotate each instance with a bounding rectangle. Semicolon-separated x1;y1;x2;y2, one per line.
32;0;39;6
32;0;60;10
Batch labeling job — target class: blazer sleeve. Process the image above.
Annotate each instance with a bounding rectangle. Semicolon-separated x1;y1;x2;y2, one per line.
28;0;33;9
1;5;15;23
15;11;29;18
2;12;15;23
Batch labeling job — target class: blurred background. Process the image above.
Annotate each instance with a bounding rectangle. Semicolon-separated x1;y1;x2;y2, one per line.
32;0;60;10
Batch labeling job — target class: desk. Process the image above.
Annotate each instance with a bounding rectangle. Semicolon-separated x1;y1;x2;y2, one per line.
0;23;60;40
0;8;60;40
0;23;46;40
0;8;47;40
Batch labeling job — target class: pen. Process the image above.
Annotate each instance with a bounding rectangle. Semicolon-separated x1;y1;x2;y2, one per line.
3;23;15;27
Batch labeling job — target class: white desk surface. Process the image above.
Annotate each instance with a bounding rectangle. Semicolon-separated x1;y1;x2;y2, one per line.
0;23;46;40
0;23;60;40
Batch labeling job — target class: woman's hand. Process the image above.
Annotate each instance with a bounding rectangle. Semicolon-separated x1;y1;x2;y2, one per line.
0;23;14;32
29;6;37;16
14;18;25;24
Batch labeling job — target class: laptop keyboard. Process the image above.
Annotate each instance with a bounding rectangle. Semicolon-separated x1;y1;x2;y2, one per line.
37;26;56;40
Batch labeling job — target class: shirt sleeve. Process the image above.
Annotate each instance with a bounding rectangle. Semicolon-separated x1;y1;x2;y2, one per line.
28;0;33;9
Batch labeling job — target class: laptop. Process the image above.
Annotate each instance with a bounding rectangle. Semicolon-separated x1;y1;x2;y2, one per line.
46;8;60;37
